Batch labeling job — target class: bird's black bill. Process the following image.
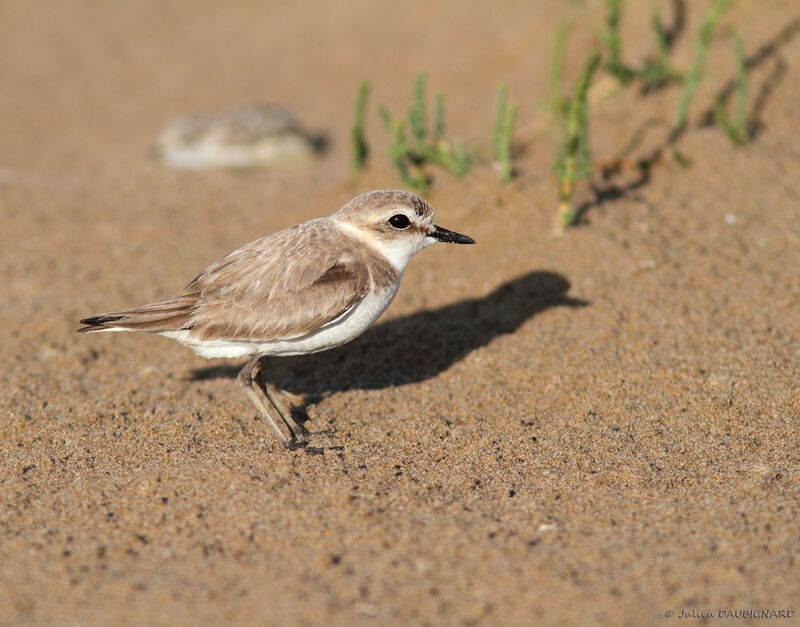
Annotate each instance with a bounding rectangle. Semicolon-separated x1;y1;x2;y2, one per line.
430;224;476;244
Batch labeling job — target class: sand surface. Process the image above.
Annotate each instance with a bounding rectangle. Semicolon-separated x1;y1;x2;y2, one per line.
2;1;799;624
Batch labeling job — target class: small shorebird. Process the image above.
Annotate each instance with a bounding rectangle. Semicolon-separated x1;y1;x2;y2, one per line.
79;190;475;448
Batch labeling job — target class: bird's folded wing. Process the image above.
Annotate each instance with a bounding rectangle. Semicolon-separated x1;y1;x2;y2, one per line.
180;220;372;341
79;220;372;341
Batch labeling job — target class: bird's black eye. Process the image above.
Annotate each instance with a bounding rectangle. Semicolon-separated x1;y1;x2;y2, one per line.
388;214;411;229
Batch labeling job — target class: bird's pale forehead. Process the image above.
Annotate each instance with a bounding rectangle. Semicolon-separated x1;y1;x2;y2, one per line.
335;190;434;221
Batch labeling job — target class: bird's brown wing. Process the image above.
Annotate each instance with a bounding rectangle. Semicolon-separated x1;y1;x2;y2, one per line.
79;219;373;341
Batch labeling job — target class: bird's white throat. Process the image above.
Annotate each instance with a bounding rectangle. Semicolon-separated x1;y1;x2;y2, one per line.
334;220;432;272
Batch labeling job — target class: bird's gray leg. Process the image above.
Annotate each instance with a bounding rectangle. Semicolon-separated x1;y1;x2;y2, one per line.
238;355;293;447
252;359;307;443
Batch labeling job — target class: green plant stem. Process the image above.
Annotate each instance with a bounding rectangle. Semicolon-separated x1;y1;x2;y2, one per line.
652;9;669;59
409;73;429;158
491;83;517;183
499;102;517;183
549;19;572;120
350;80;371;172
601;0;636;84
675;0;735;131
378;73;475;192
433;93;445;144
556;50;601;231
492;84;508;162
713;29;748;146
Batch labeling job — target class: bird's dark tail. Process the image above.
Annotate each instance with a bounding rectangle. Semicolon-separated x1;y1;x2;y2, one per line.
78;297;196;334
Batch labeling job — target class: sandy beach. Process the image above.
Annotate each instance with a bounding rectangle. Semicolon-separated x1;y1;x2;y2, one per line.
1;1;799;624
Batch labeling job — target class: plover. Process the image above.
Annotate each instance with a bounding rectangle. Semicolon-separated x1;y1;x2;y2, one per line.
157;103;321;170
79;190;475;447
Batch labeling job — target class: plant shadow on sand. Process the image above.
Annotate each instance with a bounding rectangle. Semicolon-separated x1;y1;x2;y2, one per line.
574;16;800;225
191;270;587;407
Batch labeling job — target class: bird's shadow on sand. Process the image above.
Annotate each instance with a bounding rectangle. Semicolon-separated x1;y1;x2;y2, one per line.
191;270;587;405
